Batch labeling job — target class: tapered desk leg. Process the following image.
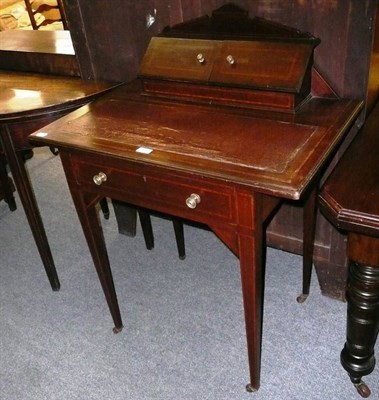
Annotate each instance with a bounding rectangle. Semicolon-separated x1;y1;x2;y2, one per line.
297;186;317;303
66;186;123;333
239;225;265;392
0;127;60;291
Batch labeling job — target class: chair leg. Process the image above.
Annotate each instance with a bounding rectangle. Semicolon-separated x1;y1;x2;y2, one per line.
24;0;38;30
0;143;17;211
173;218;185;260
99;198;110;220
111;200;186;258
0;160;16;211
138;209;154;250
138;210;186;259
56;0;69;30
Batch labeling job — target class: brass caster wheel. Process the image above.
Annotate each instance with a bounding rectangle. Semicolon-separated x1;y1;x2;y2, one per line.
112;325;123;334
296;293;309;303
354;381;371;398
245;383;258;393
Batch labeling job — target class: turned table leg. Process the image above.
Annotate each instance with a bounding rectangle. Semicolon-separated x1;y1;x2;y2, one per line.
341;261;379;398
341;235;379;398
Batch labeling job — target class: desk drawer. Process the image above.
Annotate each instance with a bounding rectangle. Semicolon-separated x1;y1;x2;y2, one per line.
211;41;312;91
73;158;236;224
139;37;220;82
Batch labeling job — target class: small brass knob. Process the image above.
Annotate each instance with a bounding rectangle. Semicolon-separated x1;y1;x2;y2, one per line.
93;172;107;186
186;193;201;209
226;55;235;65
197;53;205;64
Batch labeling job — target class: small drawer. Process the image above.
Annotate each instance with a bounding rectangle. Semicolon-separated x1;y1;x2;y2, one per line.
74;158;236;224
210;40;313;92
139;37;221;82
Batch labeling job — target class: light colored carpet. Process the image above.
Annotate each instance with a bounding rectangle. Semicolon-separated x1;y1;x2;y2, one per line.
0;146;378;400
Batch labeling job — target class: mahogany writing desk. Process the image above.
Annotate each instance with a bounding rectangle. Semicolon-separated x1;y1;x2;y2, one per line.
30;78;362;390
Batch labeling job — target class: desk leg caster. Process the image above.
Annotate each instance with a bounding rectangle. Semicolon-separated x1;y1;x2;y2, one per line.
246;383;258;393
296;293;309;303
352;378;371;398
112;325;123;334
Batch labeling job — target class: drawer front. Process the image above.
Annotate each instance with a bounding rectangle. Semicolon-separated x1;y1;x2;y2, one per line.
210;40;312;91
139;37;220;82
73;157;236;224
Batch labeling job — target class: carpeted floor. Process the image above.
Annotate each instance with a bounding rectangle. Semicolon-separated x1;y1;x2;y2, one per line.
0;146;378;400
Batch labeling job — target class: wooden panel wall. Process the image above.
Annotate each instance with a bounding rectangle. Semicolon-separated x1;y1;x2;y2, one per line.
65;0;378;101
62;0;379;299
366;4;379;112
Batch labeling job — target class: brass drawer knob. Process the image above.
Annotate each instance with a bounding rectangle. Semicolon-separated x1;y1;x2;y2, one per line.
197;53;205;64
93;172;107;186
186;193;201;209
226;55;235;65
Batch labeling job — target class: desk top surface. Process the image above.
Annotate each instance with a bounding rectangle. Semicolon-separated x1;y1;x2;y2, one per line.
30;81;362;200
0;70;115;121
